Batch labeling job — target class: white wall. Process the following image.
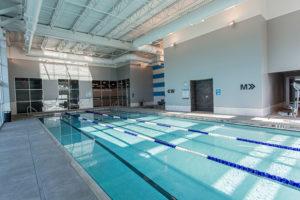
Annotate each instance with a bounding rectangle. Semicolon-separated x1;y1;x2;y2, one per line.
164;16;272;116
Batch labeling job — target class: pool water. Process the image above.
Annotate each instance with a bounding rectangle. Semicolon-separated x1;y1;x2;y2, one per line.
40;111;300;200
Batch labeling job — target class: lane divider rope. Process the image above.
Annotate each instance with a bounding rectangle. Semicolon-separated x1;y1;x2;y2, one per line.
60;117;177;200
66;112;300;190
86;110;300;152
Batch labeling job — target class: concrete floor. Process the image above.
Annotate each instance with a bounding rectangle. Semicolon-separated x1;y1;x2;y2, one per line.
0;119;100;200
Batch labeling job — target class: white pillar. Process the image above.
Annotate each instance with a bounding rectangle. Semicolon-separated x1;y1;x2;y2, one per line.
0;28;11;122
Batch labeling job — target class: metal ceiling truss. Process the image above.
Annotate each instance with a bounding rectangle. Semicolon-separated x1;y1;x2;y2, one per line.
71;0;98;32
65;0;134;24
125;0;212;40
50;0;64;28
35;24;133;50
0;4;22;27
0;4;22;15
71;42;90;54
41;37;48;49
133;0;245;47
0;17;20;27
89;0;133;36
106;0;179;39
56;40;68;52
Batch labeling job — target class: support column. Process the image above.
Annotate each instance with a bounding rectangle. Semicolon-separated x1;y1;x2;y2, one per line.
0;28;11;123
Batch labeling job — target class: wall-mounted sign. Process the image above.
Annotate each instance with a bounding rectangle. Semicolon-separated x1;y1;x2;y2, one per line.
167;89;175;93
240;84;255;90
182;89;189;99
216;89;221;96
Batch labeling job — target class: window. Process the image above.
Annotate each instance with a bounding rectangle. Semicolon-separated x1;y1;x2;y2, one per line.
92;79;130;107
15;78;43;113
58;79;79;110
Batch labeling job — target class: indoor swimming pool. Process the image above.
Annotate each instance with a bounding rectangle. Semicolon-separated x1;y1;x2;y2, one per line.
40;110;300;200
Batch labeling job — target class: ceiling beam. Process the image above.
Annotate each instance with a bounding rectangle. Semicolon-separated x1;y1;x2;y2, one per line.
41;37;48;49
0;17;19;27
35;24;133;50
124;0;212;41
107;0;178;39
133;0;246;47
50;0;64;27
24;0;43;53
0;4;21;15
89;0;136;36
71;0;98;32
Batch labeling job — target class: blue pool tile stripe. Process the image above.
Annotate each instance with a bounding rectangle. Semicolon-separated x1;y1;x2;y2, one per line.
67;112;300;190
61;115;177;200
86;110;300;152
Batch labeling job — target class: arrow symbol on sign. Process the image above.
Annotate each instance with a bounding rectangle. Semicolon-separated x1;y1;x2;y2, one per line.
249;84;255;90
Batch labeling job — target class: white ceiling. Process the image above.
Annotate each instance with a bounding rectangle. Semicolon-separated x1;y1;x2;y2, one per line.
0;0;245;60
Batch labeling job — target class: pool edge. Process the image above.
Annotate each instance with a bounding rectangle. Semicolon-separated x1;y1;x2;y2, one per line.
38;118;111;200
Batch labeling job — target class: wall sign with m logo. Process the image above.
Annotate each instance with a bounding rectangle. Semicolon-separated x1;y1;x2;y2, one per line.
240;83;255;90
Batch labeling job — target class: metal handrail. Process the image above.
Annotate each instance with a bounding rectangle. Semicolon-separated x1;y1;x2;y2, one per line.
27;105;38;115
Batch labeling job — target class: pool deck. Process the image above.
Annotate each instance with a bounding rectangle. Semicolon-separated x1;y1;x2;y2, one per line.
117;107;300;131
0;118;108;200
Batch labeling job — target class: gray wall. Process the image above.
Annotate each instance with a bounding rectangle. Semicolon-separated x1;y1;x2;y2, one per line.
8;59;117;114
164;16;267;115
268;10;300;73
116;65;130;80
130;63;153;105
8;58;154;113
262;73;285;110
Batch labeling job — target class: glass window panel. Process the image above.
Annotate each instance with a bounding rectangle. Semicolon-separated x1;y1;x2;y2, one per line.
31;101;43;112
70;80;79;89
70;90;79;99
17;102;30;113
16;90;30;101
15;78;29;89
69;99;79;109
30;90;43;101
92;81;101;89
58;79;69;90
59;90;69;99
58;100;68;109
30;78;42;89
110;81;117;89
102;81;109;89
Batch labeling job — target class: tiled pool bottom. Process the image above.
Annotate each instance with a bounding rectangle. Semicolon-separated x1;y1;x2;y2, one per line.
40;111;300;200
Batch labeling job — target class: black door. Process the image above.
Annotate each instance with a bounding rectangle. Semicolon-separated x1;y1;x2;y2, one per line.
191;79;213;112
